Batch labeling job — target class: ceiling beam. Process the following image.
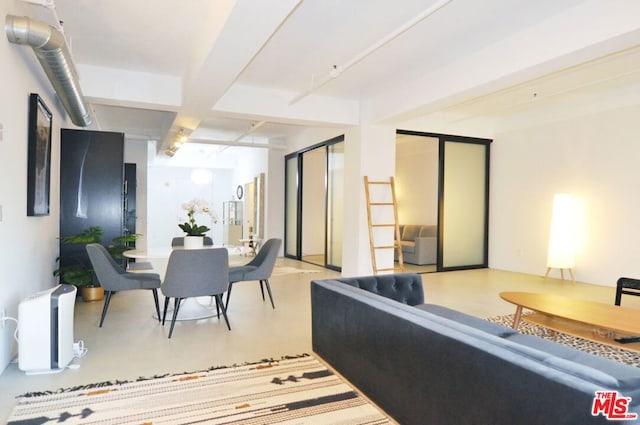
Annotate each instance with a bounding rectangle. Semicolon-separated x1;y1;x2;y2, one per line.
288;0;453;105
187;137;286;150
161;0;302;153
367;1;640;125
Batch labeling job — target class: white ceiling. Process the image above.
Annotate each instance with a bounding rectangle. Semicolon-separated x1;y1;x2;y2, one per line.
17;0;640;160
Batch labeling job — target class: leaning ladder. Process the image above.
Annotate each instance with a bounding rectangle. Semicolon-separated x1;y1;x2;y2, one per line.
364;176;404;274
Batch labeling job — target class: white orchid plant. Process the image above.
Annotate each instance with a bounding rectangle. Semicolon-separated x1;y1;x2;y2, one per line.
178;198;218;236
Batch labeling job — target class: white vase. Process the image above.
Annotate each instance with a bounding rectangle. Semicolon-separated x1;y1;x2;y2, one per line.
184;236;204;249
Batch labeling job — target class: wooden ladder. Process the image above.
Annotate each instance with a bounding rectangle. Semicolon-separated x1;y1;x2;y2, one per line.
364;176;404;274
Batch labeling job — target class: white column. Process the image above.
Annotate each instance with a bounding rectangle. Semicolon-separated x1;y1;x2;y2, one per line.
341;125;396;276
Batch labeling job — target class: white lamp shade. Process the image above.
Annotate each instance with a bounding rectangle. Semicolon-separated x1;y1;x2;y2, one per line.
190;168;213;185
546;193;577;268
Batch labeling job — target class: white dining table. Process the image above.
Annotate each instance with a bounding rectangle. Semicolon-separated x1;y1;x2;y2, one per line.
123;245;243;322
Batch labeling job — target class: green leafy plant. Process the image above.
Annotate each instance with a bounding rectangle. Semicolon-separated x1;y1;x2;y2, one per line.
178;198;218;236
54;226;139;287
109;233;139;260
59;225;104;244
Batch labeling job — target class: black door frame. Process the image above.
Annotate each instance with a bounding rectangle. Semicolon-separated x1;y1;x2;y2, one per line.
397;129;491;272
284;135;344;271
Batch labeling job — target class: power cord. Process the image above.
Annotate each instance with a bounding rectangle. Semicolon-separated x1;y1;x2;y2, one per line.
66;340;88;370
1;316;20;364
1;316;19;343
73;340;88;358
1;316;87;369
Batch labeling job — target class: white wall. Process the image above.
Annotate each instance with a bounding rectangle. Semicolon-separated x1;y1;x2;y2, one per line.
266;147;285;249
490;104;640;286
287;127;344;153
124;140;149;251
0;0;77;374
144;146;277;254
232;148;268;199
147;166;232;251
232;148;269;240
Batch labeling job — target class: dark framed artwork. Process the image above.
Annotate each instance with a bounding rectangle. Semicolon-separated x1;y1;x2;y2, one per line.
27;93;52;216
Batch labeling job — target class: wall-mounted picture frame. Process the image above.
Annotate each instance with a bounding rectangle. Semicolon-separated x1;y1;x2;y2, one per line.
27;93;52;216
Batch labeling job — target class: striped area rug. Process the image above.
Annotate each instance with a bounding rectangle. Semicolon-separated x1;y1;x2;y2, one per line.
7;354;392;424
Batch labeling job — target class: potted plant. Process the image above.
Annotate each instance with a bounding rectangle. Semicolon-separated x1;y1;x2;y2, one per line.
178;198;218;248
54;226;138;302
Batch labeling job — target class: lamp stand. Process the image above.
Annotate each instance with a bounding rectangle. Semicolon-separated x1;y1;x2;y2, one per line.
544;267;574;283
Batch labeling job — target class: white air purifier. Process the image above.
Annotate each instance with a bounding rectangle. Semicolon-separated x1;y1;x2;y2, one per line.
18;284;77;374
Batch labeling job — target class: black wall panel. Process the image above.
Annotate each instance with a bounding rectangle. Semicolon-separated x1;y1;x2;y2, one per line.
60;129;124;268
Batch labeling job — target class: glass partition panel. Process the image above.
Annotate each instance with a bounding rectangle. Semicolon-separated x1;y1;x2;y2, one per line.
441;140;488;269
284;135;344;270
395;133;439;273
327;141;344;268
301;147;326;266
285;156;299;257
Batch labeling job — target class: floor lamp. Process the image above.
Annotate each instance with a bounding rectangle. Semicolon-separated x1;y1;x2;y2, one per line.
545;193;576;282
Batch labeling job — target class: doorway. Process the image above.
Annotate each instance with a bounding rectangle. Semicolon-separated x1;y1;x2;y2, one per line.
301;146;326;265
396;130;491;272
284;136;344;270
395;133;439;273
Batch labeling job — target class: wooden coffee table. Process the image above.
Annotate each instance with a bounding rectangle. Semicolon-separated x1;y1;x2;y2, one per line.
500;291;640;352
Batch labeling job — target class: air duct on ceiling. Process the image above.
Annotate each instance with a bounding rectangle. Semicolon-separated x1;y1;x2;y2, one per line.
5;15;92;126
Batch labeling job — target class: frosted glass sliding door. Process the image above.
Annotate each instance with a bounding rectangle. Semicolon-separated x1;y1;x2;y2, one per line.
326;142;344;268
440;139;489;269
285;156;299;257
301;147;326;266
284;136;344;271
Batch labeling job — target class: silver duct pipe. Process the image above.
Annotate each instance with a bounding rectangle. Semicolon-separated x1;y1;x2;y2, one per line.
5;15;92;126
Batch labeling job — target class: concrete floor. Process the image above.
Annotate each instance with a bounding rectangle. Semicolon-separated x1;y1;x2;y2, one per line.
0;260;634;422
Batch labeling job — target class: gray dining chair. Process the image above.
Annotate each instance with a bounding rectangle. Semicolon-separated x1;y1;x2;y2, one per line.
226;238;282;310
86;243;162;327
161;247;230;338
171;236;213;247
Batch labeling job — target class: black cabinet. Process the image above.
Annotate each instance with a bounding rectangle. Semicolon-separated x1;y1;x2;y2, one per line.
59;129;124;267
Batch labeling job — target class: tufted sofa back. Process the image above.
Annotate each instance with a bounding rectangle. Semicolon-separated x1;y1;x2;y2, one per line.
399;224;436;241
319;273;424;306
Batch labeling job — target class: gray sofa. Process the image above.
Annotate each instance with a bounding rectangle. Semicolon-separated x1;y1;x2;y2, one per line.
395;224;436;265
311;274;640;424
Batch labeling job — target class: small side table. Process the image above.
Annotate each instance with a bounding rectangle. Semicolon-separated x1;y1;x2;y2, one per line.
615;277;640;306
